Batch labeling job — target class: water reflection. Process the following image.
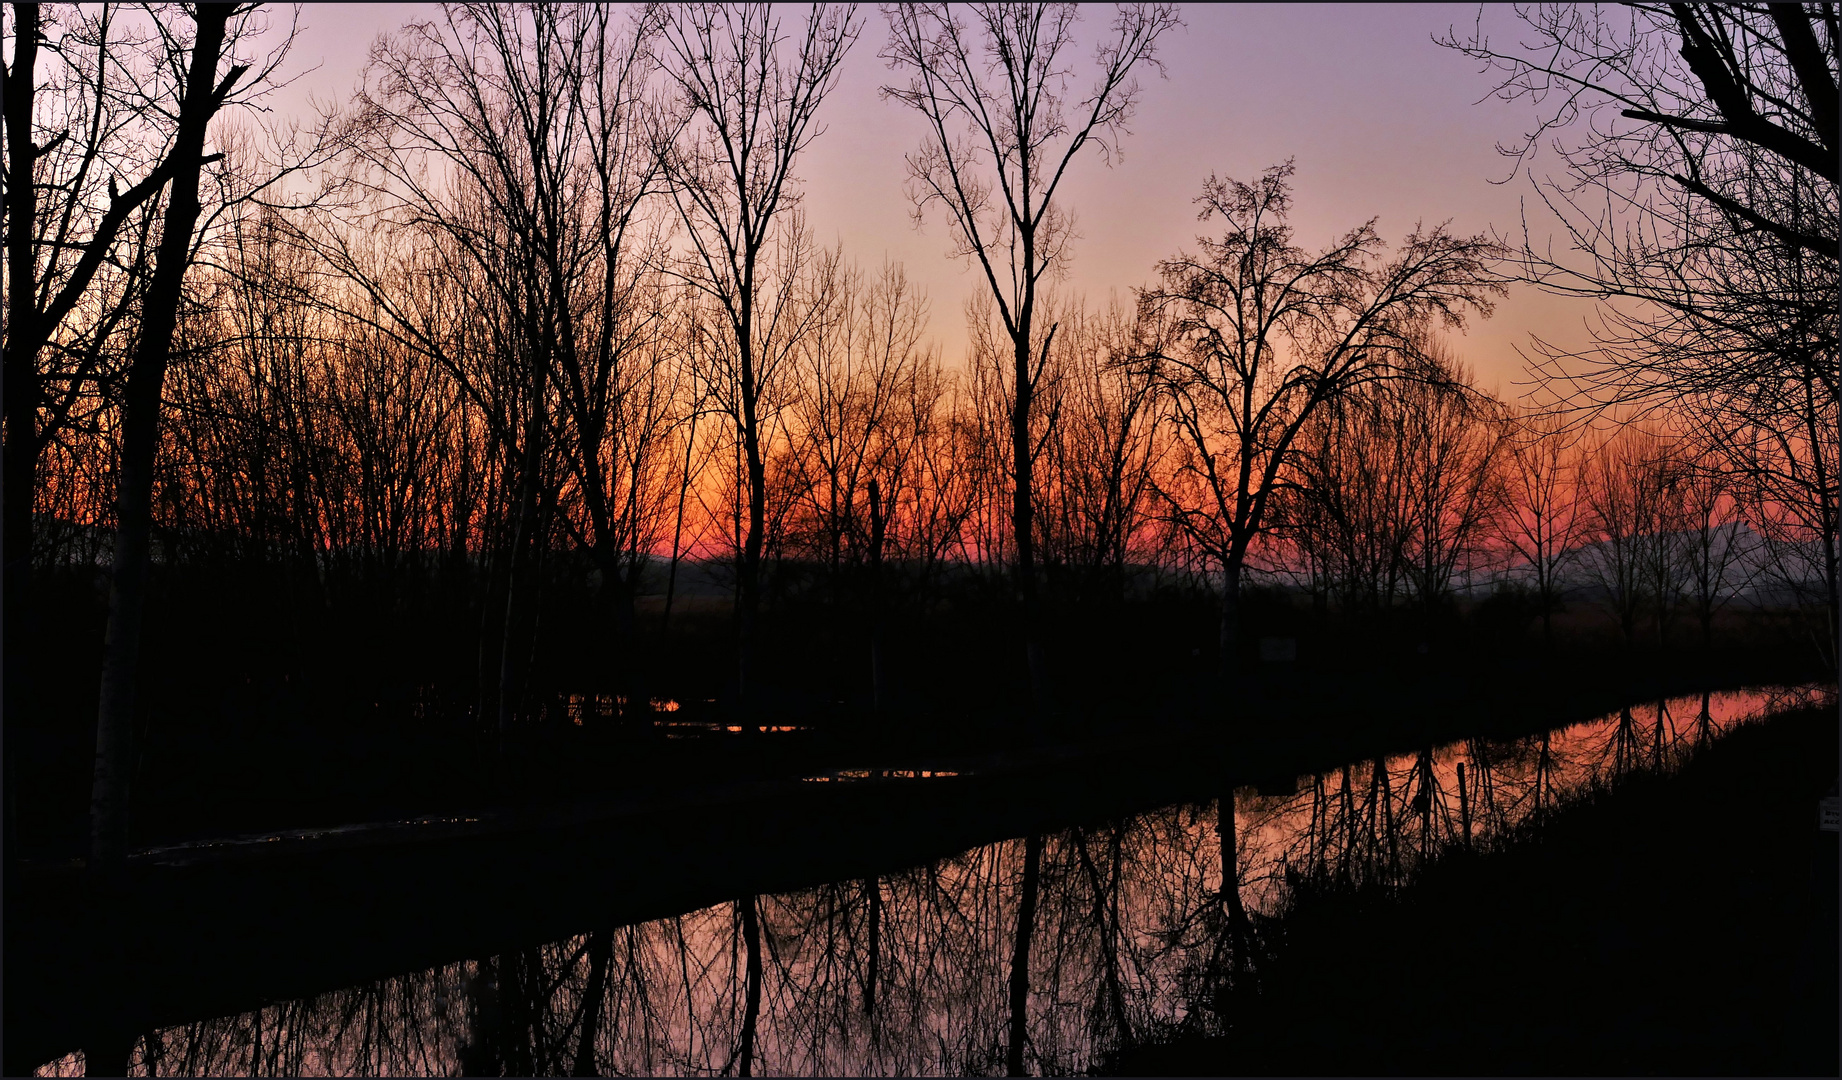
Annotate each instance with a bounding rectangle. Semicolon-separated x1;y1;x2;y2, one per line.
37;685;1829;1076
559;694;682;726
653;721;809;738
803;768;964;783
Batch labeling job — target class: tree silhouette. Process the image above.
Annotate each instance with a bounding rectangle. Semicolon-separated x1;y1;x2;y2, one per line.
881;1;1178;719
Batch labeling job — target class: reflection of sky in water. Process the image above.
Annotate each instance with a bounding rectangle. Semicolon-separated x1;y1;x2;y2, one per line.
37;685;1831;1077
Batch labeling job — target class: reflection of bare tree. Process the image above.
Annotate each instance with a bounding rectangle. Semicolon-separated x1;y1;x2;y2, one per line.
1466;738;1501;832
1457;762;1472;847
736;898;762;1077
1534;731;1554;819
572;929;612;1077
1071;828;1129;1060
1376;756;1400;881
66;686;1823;1078
1208;789;1261;1031
1005;833;1042;1076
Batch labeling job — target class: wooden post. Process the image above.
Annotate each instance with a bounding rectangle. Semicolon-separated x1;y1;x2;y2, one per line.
1457;762;1471;849
1416;748;1433;861
863;875;881;1017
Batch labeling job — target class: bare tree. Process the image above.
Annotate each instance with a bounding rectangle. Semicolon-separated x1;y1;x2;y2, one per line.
75;2;322;871
1281;351;1505;634
1668;435;1748;648
885;351;976;612
1578;426;1678;646
1284;386;1416;617
880;1;1178;717
546;4;679;717
783;254;930;603
6;2;180;614
5;2;239;864
335;3;679;732
1395;350;1508;621
1441;3;1839;671
1140;162;1505;686
658;1;860;714
780;253;937;706
1496;406;1589;649
1639;435;1692;648
1037;298;1165;606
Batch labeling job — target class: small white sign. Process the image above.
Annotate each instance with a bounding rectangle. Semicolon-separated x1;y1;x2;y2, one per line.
1821;797;1839;832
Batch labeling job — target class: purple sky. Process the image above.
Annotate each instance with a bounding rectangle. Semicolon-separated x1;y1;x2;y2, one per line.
269;3;1600;398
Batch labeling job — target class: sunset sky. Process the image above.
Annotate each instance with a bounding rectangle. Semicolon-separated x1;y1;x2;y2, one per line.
269;3;1601;398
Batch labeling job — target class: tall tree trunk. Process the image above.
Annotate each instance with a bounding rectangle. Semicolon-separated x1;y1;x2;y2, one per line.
661;412;698;639
4;0;43;882
1006;831;1042;1077
1012;333;1049;723
4;0;43;619
868;478;887;719
1218;557;1243;689
738;464;763;720
736;430;765;721
90;6;237;871
497;408;546;739
593;537;638;723
736;289;765;720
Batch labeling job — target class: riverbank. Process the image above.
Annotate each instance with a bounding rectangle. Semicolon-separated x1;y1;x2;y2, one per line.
9;674;1830;1073
1105;702;1840;1076
8;730;1217;1075
11;641;1822;863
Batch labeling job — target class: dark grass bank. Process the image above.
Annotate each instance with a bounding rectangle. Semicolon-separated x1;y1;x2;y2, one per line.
10;635;1825;860
9;551;1830;858
1104;702;1841;1077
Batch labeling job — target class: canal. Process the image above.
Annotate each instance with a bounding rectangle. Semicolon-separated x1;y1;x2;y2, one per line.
26;683;1832;1075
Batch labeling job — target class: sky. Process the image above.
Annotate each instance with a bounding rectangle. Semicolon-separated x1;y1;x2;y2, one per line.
264;2;1603;399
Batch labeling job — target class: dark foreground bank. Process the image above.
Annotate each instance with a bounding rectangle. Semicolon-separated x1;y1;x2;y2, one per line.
1106;703;1841;1077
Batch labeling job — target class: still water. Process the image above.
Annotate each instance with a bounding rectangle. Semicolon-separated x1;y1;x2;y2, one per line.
37;684;1829;1076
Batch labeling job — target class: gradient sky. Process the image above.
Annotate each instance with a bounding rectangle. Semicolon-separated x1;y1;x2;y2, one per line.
268;3;1602;398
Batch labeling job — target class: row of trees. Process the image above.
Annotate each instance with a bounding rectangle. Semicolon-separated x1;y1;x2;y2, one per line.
30;200;1805;636
4;3;1836;870
1440;2;1839;667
